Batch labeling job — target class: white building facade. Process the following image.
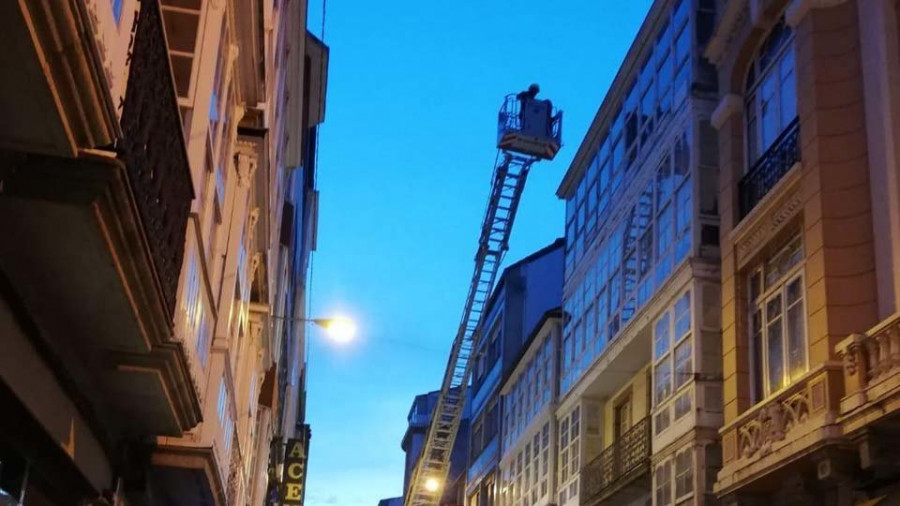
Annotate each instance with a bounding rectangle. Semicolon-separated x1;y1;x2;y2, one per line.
553;1;723;505
497;312;562;506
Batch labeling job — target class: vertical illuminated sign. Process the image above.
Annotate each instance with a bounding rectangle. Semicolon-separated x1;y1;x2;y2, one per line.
281;438;306;505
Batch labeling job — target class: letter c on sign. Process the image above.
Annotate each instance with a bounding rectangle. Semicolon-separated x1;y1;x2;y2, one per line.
288;462;304;480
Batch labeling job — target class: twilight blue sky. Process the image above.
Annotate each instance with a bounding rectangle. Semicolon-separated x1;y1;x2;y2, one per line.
303;2;653;505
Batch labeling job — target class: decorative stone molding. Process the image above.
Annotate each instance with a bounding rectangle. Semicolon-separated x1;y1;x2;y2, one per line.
733;163;803;268
720;363;841;477
736;388;815;459
248;207;260;236
835;333;867;377
785;0;851;26
711;94;744;130
250;252;261;285
705;0;751;66
250;320;263;346
235;143;258;188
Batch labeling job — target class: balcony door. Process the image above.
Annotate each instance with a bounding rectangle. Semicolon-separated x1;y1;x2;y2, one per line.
614;396;631;440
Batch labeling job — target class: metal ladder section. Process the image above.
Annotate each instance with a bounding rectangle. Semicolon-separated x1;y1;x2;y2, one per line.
405;151;537;506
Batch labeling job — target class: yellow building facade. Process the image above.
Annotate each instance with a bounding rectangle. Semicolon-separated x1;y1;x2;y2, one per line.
707;0;900;503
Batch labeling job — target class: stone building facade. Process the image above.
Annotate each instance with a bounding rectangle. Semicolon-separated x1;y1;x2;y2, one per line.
0;0;326;504
706;0;900;503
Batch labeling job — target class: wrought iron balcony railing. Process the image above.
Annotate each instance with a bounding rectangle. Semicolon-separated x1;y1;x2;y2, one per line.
738;118;801;218
117;0;194;317
581;417;650;504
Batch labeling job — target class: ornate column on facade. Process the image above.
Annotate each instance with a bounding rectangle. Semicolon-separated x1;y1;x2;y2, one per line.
214;140;258;343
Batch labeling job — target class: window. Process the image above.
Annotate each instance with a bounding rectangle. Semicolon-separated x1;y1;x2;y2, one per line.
488;321;502;365
563;0;695;283
655;460;672;506
673;391;692;420
501;421;551;506
472;422;484;457
673;294;691;388
654;312;671;361
655;447;694;506
750;236;806;400
503;335;555;451
745;19;797;165
558;408;580;500
655;360;673;404
673;0;688;29
655;408;671;435
561;127;694;394
210;18;229;140
614;396;631;439
217;377;227;422
224;416;233;453
112;0;124;23
181;250;211;367
160;2;203;99
675;448;694;501
653;291;692;428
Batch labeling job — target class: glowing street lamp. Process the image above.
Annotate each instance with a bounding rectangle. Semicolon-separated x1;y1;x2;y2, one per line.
424;477;441;493
270;315;357;344
309;317;356;344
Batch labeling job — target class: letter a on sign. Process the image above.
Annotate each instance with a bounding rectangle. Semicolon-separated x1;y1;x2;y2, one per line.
288;440;304;459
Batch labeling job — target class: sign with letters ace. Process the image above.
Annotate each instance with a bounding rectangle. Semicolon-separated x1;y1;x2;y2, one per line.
281;438;307;505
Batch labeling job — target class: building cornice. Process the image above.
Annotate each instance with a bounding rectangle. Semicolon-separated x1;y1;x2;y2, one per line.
705;0;751;66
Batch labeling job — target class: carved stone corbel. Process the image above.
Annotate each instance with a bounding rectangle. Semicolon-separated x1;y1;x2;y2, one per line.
248;207;260;236
250;252;262;285
235;146;258;188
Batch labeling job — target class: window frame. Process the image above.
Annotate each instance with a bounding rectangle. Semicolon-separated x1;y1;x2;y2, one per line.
744;19;797;168
653;290;692;407
654;458;673;506
673;447;694;503
654;444;694;506
557;407;580;502
749;236;807;401
561;126;694;396
563;0;693;284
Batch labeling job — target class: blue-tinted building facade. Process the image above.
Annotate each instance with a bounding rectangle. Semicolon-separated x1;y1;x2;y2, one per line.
466;240;564;506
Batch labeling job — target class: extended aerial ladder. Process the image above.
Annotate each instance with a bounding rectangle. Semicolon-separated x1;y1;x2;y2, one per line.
405;86;562;506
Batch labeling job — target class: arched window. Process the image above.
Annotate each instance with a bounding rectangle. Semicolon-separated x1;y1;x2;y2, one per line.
745;19;797;166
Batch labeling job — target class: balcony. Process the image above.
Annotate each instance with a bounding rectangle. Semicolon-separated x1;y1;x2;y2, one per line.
835;313;900;434
0;0;119;156
0;0;199;439
738;118;801;218
580;417;650;506
715;363;843;496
